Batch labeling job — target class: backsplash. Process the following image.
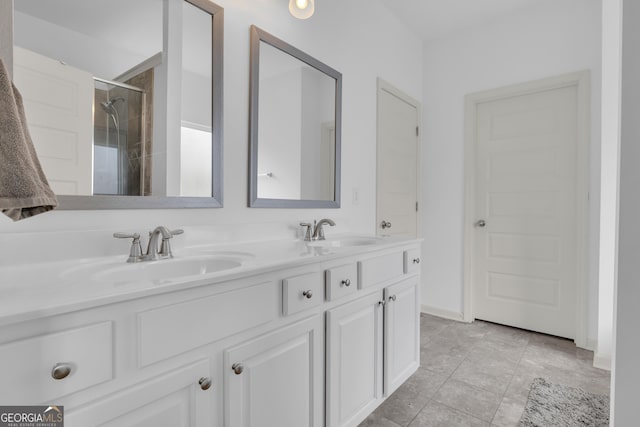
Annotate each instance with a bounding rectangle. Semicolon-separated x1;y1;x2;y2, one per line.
0;219;352;267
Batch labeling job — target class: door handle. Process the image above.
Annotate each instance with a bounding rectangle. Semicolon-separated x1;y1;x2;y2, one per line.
475;220;486;228
381;220;392;229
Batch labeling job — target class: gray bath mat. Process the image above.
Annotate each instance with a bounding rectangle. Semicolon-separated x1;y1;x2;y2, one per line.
519;378;609;426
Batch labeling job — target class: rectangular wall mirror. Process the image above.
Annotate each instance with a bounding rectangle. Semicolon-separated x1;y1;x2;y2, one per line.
249;25;342;208
11;0;223;209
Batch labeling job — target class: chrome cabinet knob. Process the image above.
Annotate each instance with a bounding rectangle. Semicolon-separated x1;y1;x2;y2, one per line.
389;295;397;302
199;377;212;391
341;279;351;287
381;220;392;229
302;290;313;299
476;220;486;228
232;363;244;375
413;258;420;264
51;363;72;380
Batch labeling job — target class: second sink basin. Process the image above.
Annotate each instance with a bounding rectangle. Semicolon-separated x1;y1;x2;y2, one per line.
306;236;382;248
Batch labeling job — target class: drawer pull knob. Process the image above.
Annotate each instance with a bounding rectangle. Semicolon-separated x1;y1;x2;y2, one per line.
302;290;313;299
199;377;212;391
232;363;244;375
389;295;397;302
413;258;421;264
51;363;72;380
341;279;351;287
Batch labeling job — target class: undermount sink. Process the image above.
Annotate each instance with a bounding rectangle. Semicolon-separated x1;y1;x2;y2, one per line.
95;257;243;283
61;255;248;285
306;236;382;248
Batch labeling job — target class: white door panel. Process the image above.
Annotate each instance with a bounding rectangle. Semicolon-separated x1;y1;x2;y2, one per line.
13;46;94;195
473;84;580;339
376;80;420;237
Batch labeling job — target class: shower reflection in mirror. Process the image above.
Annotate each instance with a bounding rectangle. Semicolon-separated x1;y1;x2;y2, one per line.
93;78;148;196
11;0;223;207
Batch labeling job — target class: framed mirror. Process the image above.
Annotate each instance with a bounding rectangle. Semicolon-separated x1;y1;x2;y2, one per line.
249;25;342;208
11;0;223;209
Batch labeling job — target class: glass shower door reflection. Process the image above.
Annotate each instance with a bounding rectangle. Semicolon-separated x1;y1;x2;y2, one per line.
93;79;146;196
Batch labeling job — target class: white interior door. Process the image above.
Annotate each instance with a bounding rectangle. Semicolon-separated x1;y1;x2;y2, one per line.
13;46;94;195
376;79;420;237
472;82;584;339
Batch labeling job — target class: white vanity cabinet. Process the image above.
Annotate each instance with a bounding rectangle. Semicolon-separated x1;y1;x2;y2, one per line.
66;358;214;426
383;277;420;395
326;251;421;427
0;238;420;427
224;315;324;427
326;290;385;427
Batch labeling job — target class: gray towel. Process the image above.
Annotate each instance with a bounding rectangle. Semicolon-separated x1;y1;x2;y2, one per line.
0;58;58;221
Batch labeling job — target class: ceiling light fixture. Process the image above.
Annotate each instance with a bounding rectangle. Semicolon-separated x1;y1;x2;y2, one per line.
289;0;315;19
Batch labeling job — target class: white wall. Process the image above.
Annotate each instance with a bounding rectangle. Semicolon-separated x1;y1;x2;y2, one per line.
0;0;423;256
0;0;12;78
596;0;621;371
420;0;602;344
13;11;153;80
612;0;640;423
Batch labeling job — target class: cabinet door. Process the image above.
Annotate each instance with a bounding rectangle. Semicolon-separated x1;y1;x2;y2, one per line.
326;290;384;427
225;315;324;427
384;277;420;395
66;359;213;427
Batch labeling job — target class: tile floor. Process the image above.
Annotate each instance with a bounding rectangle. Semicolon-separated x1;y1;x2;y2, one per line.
359;314;611;427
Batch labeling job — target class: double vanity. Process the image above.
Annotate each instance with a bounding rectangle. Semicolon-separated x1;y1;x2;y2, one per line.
0;229;421;427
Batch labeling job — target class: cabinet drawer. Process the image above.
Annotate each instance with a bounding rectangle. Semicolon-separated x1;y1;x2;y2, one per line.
138;281;279;367
358;252;404;289
326;263;358;301
282;272;324;315
0;322;113;404
404;248;421;275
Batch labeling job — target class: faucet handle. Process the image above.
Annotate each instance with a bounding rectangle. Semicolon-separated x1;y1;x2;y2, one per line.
113;232;143;263
113;232;140;240
159;229;183;258
300;223;313;241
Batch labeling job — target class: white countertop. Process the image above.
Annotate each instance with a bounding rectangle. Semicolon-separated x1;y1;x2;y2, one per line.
0;234;420;327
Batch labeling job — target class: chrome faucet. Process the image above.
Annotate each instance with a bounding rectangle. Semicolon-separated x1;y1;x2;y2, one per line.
313;218;335;240
143;226;181;261
114;226;183;263
300;218;336;241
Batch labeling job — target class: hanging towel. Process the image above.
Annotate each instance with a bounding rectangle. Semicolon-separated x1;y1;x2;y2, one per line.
0;58;58;221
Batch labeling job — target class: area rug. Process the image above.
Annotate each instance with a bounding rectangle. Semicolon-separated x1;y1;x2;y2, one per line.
519;377;609;426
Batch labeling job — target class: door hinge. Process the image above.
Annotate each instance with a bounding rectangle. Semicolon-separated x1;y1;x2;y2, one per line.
416;201;419;212
416;126;419;137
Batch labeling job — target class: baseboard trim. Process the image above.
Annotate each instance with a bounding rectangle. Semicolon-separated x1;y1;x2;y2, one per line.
593;352;612;371
583;338;597;352
420;305;465;322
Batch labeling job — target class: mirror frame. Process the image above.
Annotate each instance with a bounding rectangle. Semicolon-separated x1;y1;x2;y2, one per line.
51;0;224;209
248;25;342;208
